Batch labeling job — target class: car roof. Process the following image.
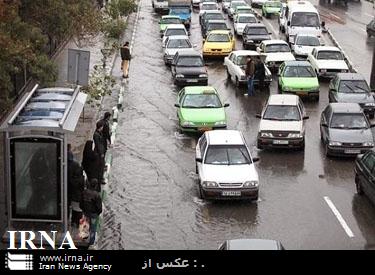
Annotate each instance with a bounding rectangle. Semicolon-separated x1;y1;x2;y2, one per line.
237;13;256;17
262;39;288;45
330;103;362;113
226;239;282;250
165;24;186;29
176;49;202;57
206;130;245;145
314;46;341;52
283;60;311;67
335;73;366;81
208;29;231;34
245;23;267;28
232;50;260;56
268;94;299;105
288;0;315;11
184;86;217;95
207;20;227;24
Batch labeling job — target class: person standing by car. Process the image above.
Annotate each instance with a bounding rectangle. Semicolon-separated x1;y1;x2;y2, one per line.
93;121;106;184
120;42;131;78
245;55;255;96
255;56;265;91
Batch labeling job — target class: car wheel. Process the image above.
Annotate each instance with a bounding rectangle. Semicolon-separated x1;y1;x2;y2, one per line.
198;185;205;199
226;68;231;80
355;174;364;195
257;139;263;150
235;77;240;87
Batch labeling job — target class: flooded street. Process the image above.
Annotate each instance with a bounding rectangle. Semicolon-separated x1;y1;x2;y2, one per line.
99;0;375;249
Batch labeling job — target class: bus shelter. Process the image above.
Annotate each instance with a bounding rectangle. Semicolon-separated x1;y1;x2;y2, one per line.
0;84;89;248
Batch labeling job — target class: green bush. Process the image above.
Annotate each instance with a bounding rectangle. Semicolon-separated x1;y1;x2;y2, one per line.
102;18;127;40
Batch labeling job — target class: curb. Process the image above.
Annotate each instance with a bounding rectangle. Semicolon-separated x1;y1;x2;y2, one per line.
326;29;357;73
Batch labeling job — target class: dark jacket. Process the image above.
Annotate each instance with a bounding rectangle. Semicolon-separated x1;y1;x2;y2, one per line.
120;46;131;60
255;61;265;78
98;118;111;150
93;130;106;157
245;59;255;77
68;159;85;202
82;140;101;181
80;188;102;218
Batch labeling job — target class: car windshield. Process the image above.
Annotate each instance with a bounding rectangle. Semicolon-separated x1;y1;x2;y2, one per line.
245;27;268;35
161;18;181;24
283;66;316;77
207;33;230;42
296;36;320;46
291;12;319;27
236;55;257;66
167;39;191;48
176;56;204;67
170;8;190;14
317;50;343;60
205;13;224;20
237;8;252;14
202;4;217;10
232;2;246;9
265;43;290;53
263;105;301;121
208;23;228;30
338;80;370;94
265;2;281;7
166;29;186;36
330;113;368;129
238;16;257;23
204;145;251;165
182;93;222;108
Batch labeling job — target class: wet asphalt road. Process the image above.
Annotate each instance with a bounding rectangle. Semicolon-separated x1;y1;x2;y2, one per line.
99;0;375;249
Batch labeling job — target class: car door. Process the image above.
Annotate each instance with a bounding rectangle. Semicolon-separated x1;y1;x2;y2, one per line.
226;53;235;79
308;48;317;71
320;105;330;142
196;134;208;177
177;89;185;121
278;63;285;87
328;76;338;102
360;152;375;201
171;54;178;77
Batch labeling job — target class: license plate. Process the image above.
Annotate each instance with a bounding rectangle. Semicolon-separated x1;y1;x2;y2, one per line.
273;140;288;145
186;79;198;83
198;127;212;131
222;191;241;196
345;149;360;154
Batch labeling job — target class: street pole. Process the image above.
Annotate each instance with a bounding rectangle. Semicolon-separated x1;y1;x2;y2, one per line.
371;44;375;91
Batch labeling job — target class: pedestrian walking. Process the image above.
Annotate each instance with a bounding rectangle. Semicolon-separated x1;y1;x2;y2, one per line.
245;55;255;96
98;112;112;152
80;179;102;245
254;56;265;91
93;121;106;184
120;42;131;78
67;144;85;227
82;140;101;182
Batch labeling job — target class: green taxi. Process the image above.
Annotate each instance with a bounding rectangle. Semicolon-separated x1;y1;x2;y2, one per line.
174;86;229;133
278;61;320;101
159;15;182;36
262;1;282;18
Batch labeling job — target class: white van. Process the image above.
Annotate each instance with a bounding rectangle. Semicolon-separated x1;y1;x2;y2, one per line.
282;1;323;45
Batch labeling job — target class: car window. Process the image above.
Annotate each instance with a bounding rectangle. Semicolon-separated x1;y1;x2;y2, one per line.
363;152;375;174
202;3;217;10
330;113;368;129
317;50;343;60
229;53;234;62
236;55;247;66
338;80;370;94
176;56;204;67
265;43;290;53
178;89;185;104
283;66;316;77
161;18;181;24
291;12;319;27
263;105;301;121
204;145;251;165
167;39;192;49
170;8;190;14
238;16;256;23
182;94;222;108
208;23;228;31
244;27;268;35
166;29;187;36
298;99;305;116
296;36;320;46
199;135;208;156
207;33;230;42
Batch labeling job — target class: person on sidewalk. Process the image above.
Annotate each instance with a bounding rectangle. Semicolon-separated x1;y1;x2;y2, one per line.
82;140;101;182
254;56;265;92
245;55;255;96
98;112;112;152
67;144;85;227
120;42;131;78
93;121;106;184
80;179;102;245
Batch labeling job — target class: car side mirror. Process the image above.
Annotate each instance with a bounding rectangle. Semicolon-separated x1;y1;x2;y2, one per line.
303;116;309;120
174;103;180;108
224;103;230;107
255;114;261;118
196;157;202;162
252;157;260;162
321;21;326;28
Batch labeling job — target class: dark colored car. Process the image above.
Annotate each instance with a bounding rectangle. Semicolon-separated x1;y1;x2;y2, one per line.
171;49;208;86
320;103;375;157
242;23;271;50
219;239;285;250
329;73;375;118
202;20;230;38
200;10;225;27
354;151;375;206
367;19;375;37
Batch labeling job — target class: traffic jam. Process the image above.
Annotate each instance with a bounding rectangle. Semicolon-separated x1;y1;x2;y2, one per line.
103;0;375;249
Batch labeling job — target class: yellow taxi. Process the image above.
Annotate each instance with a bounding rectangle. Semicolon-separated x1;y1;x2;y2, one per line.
202;30;235;58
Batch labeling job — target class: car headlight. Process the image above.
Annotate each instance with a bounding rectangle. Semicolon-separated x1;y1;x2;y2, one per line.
365;103;375;107
243;181;258;188
246;39;254;43
176;74;184;78
214;121;226;126
283;86;291;91
199;74;208;78
288;132;303;138
363;142;374;147
261;132;273;137
202;181;218;188
182;121;195;127
329;141;342;146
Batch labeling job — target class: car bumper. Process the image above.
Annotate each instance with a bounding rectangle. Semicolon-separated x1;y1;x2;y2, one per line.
174;78;208;86
258;137;304;148
282;90;319;98
203;51;232;57
239;78;272;85
180;124;226;132
201;187;259;200
318;70;347;78
327;146;373;157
